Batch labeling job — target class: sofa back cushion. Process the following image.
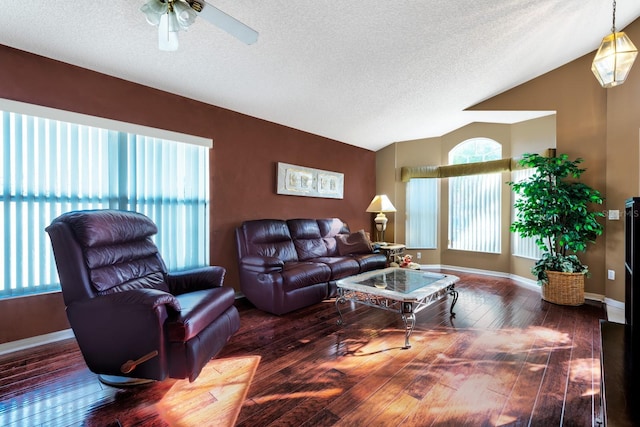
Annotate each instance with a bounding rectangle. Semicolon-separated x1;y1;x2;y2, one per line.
53;210;169;295
317;218;350;256
239;219;299;262
287;219;328;260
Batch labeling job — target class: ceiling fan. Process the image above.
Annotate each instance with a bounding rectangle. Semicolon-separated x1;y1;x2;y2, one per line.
141;0;258;51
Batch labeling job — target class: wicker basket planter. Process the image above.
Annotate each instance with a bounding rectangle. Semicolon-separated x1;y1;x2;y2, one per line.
541;271;585;306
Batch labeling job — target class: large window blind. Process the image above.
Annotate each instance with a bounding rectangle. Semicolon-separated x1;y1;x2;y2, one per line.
511;168;544;259
448;138;501;253
0;108;210;298
406;178;437;249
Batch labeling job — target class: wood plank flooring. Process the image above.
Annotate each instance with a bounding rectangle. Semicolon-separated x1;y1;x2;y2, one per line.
0;270;607;426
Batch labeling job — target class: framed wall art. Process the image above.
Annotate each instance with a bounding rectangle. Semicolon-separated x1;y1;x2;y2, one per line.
276;162;344;199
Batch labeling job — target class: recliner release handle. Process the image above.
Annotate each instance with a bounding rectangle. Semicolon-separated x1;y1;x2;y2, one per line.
120;350;159;374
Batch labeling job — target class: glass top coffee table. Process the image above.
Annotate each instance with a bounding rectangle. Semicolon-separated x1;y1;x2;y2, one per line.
336;267;459;348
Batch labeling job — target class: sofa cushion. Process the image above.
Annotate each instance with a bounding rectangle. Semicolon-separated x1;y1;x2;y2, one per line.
287;219;328;260
352;253;387;271
167;286;236;342
336;230;373;255
310;256;360;280
56;209;169;294
281;262;331;291
240;219;299;263
61;209;157;248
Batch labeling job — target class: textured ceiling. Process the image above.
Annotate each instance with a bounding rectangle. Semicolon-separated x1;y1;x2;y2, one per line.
2;1;640;151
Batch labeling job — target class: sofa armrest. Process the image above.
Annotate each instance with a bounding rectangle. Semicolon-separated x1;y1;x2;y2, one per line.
166;266;226;295
240;255;284;273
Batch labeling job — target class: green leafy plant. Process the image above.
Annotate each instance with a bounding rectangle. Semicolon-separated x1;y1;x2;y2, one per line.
509;153;604;283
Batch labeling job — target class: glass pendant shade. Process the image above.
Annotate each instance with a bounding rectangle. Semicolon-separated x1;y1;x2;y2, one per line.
173;1;197;28
592;31;638;88
158;13;180;51
141;0;166;26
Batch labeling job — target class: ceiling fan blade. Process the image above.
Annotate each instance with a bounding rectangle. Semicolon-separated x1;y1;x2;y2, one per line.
191;1;258;45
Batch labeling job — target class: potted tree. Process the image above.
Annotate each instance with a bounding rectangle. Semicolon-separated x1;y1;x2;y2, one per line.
509;153;604;305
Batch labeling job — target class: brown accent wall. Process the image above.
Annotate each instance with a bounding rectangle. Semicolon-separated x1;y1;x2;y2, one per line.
0;44;377;343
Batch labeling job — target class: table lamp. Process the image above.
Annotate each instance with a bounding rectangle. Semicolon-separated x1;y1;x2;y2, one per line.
366;194;396;242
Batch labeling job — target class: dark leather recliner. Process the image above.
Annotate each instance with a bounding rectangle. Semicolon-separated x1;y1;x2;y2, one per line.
46;209;240;383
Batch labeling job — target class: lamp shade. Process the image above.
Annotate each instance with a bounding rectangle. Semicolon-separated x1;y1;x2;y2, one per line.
592;31;638;88
366;195;396;213
141;0;167;25
158;13;180;51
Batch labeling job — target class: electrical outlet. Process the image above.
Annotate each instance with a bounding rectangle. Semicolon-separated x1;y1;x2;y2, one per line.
608;269;615;280
416;252;422;260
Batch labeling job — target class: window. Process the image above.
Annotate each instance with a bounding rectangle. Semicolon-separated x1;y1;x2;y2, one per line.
511;168;544;259
0;102;210;298
406;178;437;248
448;138;501;253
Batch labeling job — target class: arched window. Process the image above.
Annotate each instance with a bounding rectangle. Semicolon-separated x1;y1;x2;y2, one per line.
448;138;501;253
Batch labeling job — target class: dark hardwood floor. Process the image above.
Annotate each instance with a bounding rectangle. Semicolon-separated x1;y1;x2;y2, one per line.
0;270;607;426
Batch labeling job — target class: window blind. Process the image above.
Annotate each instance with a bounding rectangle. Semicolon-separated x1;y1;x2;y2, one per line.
448;138;502;253
511;168;544;259
0;110;210;298
448;173;502;253
406;178;437;249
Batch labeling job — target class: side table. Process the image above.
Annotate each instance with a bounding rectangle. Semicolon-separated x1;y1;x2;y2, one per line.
378;243;406;264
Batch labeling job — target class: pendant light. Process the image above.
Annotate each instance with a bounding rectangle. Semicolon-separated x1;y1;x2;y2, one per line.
591;0;638;88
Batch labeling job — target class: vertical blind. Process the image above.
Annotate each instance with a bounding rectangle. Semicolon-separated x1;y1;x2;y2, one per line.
448;173;502;253
405;178;437;249
448;138;501;253
0;110;210;298
511;168;544;259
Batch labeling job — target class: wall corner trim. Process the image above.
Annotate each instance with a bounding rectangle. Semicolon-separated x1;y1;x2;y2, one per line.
0;329;74;357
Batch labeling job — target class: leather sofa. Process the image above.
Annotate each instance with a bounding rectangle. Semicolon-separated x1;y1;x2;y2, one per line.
235;218;386;315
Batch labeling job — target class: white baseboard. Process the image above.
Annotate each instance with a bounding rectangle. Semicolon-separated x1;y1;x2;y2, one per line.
420;263;608;303
604;298;625;324
605;297;624;310
0;329;74;357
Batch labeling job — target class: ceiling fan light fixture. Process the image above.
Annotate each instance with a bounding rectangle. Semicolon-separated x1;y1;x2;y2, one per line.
159;12;180;51
173;1;197;28
142;0;196;51
140;0;167;26
141;0;259;49
592;0;638;88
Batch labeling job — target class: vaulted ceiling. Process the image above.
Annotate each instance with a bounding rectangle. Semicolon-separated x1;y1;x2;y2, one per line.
2;1;640;151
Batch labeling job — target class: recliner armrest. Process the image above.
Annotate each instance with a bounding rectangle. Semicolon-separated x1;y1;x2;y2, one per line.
82;288;182;312
240;255;284;273
166;266;226;295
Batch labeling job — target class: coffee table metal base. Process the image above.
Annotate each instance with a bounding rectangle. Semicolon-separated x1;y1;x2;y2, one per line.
336;283;458;349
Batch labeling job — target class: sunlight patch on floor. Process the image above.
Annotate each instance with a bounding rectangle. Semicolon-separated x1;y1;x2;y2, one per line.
156;355;260;427
247;388;344;405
